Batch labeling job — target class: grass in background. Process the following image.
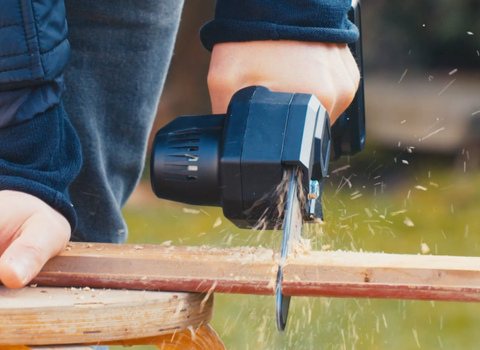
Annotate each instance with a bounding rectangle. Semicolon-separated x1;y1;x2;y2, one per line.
120;156;480;350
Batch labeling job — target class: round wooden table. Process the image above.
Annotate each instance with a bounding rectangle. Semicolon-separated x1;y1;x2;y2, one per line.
0;286;225;349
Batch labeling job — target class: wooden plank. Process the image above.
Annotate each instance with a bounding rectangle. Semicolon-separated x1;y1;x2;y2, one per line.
31;243;480;302
0;325;225;349
283;251;480;302
33;243;279;296
0;286;213;345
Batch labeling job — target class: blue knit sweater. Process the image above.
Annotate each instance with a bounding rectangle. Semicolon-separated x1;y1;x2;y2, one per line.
0;0;358;230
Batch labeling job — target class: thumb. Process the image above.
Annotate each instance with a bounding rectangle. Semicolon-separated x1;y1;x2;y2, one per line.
0;215;69;288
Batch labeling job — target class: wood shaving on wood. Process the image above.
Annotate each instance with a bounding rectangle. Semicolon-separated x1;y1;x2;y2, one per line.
174;300;185;317
187;325;197;342
199;281;217;313
266;277;276;293
293;238;312;256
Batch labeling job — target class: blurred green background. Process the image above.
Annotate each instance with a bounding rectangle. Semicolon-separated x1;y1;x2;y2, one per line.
119;1;480;349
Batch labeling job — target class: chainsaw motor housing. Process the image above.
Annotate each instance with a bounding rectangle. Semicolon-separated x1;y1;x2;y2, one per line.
151;86;331;228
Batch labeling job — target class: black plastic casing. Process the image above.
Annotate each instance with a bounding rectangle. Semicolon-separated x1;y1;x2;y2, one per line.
150;114;224;206
151;86;330;228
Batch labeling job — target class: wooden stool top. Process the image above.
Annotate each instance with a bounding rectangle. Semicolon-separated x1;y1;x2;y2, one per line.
0;286;213;345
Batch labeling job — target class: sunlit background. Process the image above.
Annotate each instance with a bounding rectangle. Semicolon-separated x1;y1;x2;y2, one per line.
119;1;480;349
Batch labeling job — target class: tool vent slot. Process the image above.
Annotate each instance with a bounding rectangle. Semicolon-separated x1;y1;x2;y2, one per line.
164;130;202;182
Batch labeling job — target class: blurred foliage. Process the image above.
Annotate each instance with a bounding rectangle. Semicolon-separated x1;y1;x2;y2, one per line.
363;0;480;70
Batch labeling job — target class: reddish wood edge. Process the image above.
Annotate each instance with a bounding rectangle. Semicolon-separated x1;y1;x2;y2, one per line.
28;243;480;303
282;282;480;302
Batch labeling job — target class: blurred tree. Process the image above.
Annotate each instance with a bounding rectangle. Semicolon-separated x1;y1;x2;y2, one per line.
364;0;480;70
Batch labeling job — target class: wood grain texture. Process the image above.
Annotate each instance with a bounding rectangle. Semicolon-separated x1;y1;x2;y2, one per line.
0;325;225;349
0;286;213;345
33;243;279;296
97;324;225;349
282;251;480;301
30;243;480;302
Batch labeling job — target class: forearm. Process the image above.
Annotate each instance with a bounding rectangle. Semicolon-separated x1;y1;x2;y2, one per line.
200;0;358;51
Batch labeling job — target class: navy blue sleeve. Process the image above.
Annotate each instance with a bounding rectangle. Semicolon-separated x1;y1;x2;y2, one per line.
0;0;70;127
0;103;82;230
0;1;82;230
200;0;358;51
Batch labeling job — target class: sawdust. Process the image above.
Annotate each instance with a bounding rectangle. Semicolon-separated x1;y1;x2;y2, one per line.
421;243;430;254
213;217;222;228
183;208;200;214
266;277;276;293
250;168;308;231
200;281;216;313
293;237;312;256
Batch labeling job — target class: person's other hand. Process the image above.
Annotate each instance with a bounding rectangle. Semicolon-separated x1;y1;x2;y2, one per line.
208;41;360;124
0;191;70;288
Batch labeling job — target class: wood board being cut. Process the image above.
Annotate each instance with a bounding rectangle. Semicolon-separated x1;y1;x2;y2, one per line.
30;243;480;303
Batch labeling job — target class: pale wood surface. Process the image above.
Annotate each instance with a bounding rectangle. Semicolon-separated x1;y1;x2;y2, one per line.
30;244;480;302
283;250;480;301
34;243;279;295
0;286;213;345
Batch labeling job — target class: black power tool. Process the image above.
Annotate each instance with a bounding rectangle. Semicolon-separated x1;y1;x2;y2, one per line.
150;1;365;331
151;85;332;228
150;3;365;229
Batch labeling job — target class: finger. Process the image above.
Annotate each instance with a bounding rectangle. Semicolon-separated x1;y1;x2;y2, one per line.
0;214;70;288
0;191;36;256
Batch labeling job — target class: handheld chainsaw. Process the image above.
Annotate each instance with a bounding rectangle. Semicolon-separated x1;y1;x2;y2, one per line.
151;2;365;331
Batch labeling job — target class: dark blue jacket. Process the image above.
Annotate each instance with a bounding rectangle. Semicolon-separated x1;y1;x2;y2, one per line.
0;0;358;230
